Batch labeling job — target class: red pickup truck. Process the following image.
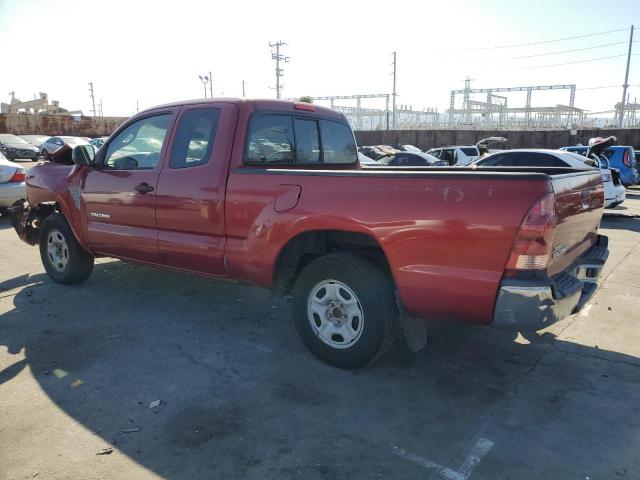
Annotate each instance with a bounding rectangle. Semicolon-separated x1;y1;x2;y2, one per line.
10;99;608;368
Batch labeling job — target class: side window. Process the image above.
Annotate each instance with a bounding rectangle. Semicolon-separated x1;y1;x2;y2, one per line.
478;153;509;166
245;115;295;164
104;114;171;170
440;149;455;165
394;154;408;165
320;120;357;164
169;108;220;168
294;118;320;163
429;149;441;159
522;152;566;167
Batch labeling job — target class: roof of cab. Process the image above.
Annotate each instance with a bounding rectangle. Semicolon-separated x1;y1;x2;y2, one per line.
139;98;345;121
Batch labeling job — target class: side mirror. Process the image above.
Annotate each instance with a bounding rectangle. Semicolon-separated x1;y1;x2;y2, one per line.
72;144;96;166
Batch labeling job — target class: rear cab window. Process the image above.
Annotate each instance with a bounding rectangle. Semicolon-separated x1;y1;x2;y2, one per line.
244;113;357;166
169;108;220;168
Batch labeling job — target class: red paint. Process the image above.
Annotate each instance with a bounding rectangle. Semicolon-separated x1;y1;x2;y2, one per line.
21;99;606;326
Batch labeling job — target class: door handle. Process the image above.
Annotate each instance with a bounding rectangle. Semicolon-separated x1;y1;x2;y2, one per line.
134;183;154;194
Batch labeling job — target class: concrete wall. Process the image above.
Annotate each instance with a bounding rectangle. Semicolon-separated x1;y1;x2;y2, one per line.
0;114;127;137
355;129;640;150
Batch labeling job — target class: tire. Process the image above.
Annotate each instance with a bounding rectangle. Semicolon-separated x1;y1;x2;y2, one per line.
31;157;39;162
292;252;398;369
39;214;94;284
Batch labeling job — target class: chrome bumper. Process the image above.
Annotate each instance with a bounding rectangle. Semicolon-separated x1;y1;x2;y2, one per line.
493;235;608;331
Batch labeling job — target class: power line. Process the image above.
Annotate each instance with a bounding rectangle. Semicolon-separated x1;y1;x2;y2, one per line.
433;27;629;53
463;41;627;63
493;53;634;72
577;84;640;90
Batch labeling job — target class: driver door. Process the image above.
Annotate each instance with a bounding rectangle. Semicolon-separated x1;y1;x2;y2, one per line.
80;110;178;263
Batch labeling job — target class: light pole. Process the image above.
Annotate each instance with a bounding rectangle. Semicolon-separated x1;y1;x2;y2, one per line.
198;75;209;98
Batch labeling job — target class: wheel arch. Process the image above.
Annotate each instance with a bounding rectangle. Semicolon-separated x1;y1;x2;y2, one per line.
272;229;395;295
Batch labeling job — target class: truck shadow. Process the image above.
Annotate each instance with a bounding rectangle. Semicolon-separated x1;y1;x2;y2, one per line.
1;262;639;479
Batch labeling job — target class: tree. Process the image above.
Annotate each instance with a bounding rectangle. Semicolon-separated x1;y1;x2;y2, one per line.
298;96;313;104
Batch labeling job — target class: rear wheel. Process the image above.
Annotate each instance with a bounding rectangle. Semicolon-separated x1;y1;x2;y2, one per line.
292;252;398;369
39;214;94;284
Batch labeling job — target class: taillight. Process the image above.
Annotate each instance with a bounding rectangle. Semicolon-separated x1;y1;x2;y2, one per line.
623;149;631;167
9;169;26;182
505;192;557;276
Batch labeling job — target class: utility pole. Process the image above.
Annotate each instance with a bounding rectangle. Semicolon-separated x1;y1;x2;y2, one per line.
99;98;103;117
242;80;246;97
198;74;209;98
391;51;397;129
270;41;289;99
619;25;634;128
88;82;96;116
209;71;213;98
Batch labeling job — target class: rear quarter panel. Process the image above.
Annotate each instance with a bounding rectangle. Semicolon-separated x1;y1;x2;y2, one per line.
225;170;550;325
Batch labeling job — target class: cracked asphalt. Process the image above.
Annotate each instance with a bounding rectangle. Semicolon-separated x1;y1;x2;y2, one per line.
1;187;640;480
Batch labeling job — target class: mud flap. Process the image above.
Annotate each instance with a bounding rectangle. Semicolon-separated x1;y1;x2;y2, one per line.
396;292;427;353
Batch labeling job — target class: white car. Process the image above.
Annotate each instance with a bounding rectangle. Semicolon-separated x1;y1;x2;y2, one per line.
0;151;26;214
472;149;624;209
427;138;508;166
426;146;479;166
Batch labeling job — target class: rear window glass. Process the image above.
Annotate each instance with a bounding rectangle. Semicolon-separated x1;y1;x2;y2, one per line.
244;115;356;165
170;108;220;168
461;147;479;156
295;118;320;163
245;115;295;164
320;120;357;164
478;152;567;167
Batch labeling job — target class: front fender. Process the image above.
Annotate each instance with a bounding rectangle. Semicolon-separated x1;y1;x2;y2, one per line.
23;163;92;253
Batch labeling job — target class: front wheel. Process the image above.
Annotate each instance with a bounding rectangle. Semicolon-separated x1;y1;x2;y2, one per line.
39;214;94;284
292;252;398;369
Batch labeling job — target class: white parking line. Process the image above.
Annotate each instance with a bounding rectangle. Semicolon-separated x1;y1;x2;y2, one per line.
392;438;494;480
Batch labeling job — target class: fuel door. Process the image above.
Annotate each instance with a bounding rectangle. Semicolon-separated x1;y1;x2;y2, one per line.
274;184;302;212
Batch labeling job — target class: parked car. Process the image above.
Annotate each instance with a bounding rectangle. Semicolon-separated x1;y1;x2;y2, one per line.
41;136;91;160
0;134;40;162
396;144;422;153
10;98;609;369
562;139;638;187
90;137;109;149
426;145;479;166
359;145;393;160
0;151;26;215
19;135;51;150
473;148;625;208
378;151;447;166
477;137;508;157
357;152;378;165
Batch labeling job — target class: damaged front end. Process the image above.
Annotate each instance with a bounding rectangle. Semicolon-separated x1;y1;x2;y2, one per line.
7;200;55;246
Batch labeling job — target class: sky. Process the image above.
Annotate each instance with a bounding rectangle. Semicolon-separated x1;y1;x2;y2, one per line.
0;0;638;118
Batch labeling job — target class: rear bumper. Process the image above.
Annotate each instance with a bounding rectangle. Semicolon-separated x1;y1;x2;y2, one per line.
0;182;27;208
492;234;608;331
605;185;626;207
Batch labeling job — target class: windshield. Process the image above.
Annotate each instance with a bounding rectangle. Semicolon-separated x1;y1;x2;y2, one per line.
0;134;28;144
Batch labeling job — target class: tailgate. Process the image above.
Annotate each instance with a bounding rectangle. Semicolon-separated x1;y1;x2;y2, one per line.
547;171;604;276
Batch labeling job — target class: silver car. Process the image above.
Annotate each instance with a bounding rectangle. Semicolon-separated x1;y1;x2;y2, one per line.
0;151;26;214
40;136;89;160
